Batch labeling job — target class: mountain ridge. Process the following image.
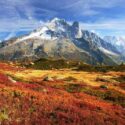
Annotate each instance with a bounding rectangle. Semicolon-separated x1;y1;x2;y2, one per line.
104;36;125;54
0;18;124;65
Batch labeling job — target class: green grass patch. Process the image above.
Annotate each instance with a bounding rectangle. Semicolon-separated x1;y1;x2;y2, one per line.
81;87;125;107
113;75;125;83
0;108;9;122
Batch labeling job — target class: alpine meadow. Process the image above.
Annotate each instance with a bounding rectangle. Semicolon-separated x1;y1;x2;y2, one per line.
0;0;125;125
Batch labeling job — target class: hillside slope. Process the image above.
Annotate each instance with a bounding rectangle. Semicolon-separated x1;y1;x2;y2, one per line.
0;62;124;124
0;18;123;65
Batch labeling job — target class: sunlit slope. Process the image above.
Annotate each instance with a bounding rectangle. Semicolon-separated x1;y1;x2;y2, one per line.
0;62;124;124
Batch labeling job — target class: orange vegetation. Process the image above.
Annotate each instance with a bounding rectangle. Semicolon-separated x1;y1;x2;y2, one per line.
0;62;124;125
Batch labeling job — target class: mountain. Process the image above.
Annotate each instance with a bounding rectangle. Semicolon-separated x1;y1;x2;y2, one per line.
79;31;124;64
104;36;125;54
0;18;123;65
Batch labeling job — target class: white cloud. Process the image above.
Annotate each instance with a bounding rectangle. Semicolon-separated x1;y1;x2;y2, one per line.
80;17;125;30
31;7;58;19
0;0;125;37
0;0;58;32
0;18;44;32
0;0;31;19
61;0;125;16
63;0;125;9
4;32;16;40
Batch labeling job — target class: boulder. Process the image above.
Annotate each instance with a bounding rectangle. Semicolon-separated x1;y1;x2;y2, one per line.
43;76;54;81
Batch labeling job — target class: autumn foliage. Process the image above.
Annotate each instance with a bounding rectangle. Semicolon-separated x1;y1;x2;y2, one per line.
0;62;124;125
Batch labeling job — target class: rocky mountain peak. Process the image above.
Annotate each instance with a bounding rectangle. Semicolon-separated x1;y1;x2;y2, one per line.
48;17;68;31
0;17;124;65
71;21;82;38
72;21;79;29
50;17;66;24
104;36;125;54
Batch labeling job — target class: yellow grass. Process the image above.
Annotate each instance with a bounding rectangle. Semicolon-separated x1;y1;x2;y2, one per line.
1;69;117;85
1;66;125;94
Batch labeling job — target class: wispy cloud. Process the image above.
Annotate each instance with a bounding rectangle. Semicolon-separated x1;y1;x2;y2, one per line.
32;7;58;19
0;0;53;32
4;32;16;40
0;0;125;38
0;0;59;33
79;17;125;37
60;0;125;16
62;0;125;9
0;18;43;32
80;17;125;30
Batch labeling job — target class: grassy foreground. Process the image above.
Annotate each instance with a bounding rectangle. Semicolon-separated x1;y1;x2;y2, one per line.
0;62;124;125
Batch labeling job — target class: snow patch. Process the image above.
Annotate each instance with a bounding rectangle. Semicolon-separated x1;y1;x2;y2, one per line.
99;47;118;56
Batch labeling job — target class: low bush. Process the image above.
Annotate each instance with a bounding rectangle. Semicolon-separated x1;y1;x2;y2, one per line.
100;85;108;89
81;87;125;107
0;109;9;122
65;83;82;93
64;76;77;81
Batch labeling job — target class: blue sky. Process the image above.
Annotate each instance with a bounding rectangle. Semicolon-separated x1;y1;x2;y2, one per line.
0;0;125;41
